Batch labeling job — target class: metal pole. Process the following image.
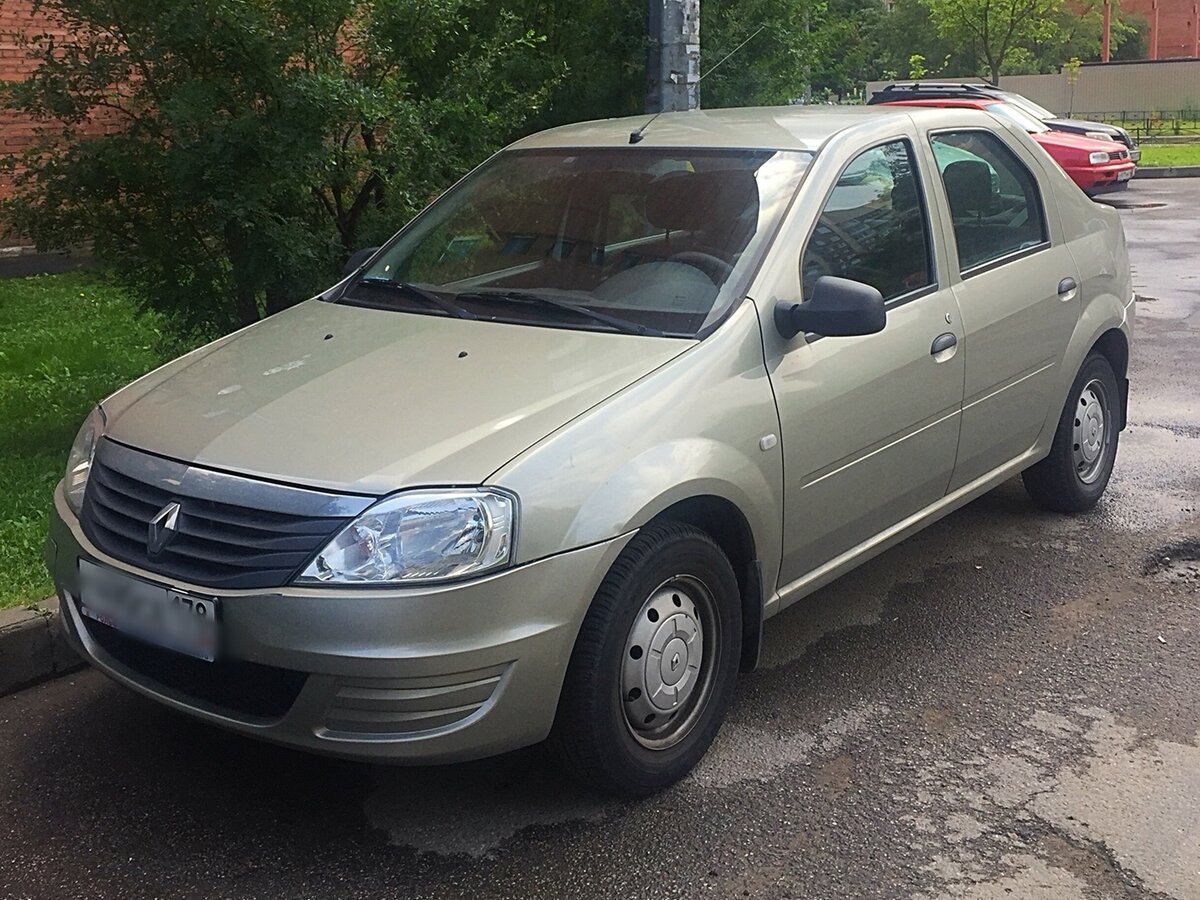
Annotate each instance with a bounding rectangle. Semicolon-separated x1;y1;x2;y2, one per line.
1150;0;1160;60
1193;3;1199;59
646;0;701;113
1101;0;1111;63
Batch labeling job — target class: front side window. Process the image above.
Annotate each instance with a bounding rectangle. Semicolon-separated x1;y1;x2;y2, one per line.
930;131;1049;272
345;148;811;337
800;140;933;302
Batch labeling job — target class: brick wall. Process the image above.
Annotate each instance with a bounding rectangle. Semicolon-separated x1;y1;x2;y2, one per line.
1121;0;1200;59
1;0;121;241
2;1;58;204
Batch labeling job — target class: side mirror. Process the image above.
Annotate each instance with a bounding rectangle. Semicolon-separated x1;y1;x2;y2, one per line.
342;246;380;277
774;276;886;339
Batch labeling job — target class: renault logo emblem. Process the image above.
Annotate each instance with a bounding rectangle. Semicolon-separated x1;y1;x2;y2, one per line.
147;501;182;556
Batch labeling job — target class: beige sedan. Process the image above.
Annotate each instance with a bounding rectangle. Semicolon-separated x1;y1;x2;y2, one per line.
47;105;1133;795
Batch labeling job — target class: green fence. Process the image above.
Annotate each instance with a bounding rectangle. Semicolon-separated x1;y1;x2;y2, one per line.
1096;111;1200;142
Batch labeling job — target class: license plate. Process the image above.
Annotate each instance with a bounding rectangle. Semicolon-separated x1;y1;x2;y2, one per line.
78;559;219;661
1117;169;1133;181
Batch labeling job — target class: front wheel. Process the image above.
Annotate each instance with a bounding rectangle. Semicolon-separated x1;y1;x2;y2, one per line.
551;522;741;796
1022;352;1120;512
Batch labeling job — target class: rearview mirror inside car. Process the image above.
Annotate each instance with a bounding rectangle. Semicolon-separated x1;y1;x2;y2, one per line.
342;247;381;276
774;276;887;339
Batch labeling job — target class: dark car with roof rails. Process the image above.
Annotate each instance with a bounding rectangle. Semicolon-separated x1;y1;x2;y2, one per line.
868;82;1140;162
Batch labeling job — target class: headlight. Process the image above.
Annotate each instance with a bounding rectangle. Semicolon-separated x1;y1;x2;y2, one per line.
298;489;516;584
1085;131;1115;142
1089;151;1111;165
64;406;105;515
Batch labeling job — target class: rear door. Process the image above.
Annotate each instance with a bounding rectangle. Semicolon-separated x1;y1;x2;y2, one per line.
926;129;1080;490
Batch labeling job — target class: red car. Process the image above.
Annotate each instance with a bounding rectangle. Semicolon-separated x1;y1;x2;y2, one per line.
882;98;1137;196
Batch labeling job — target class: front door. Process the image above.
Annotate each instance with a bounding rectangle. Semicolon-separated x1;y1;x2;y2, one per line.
767;139;965;588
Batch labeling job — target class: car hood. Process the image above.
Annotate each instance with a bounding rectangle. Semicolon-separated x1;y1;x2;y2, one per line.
1045;117;1121;135
102;300;691;494
1032;129;1126;156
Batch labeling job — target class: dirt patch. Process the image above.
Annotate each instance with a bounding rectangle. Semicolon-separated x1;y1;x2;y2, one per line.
1142;540;1200;585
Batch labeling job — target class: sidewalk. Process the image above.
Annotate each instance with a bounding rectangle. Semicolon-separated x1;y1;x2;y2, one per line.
0;246;95;279
0;597;82;696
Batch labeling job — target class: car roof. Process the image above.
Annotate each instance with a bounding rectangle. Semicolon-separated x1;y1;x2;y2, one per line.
869;82;1004;101
506;105;919;153
882;98;993;110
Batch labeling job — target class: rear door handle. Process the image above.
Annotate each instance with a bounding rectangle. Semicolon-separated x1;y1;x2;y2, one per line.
930;332;957;362
1058;277;1078;299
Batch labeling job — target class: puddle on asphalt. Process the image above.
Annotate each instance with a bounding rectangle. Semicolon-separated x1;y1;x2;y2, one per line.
360;700;890;858
361;749;618;858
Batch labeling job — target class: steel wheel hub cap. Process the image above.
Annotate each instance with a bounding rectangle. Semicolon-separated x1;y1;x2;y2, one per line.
1072;380;1109;484
622;580;708;748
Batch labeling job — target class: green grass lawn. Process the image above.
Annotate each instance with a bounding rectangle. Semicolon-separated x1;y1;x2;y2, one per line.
0;273;198;610
1137;143;1200;168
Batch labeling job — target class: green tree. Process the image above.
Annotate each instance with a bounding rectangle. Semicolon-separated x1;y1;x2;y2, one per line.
871;0;975;85
808;0;889;100
498;0;646;128
921;0;1066;83
1;0;559;330
699;0;825;108
1111;12;1147;61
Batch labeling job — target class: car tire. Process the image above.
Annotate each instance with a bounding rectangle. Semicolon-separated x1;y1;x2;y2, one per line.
550;521;741;797
1022;352;1120;512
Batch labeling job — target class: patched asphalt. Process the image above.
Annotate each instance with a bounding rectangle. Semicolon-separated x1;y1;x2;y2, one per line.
1;179;1197;900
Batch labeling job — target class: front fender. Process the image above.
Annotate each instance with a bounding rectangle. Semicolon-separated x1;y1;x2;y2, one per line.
490;300;784;590
566;439;778;564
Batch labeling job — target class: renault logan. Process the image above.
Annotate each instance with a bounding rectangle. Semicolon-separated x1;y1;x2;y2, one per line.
47;106;1133;796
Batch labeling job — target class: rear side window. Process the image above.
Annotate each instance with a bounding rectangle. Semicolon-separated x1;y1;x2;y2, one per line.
800;140;933;302
930;131;1048;272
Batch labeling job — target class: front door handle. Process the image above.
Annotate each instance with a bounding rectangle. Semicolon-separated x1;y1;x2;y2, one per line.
930;332;958;362
931;332;957;354
1058;276;1078;300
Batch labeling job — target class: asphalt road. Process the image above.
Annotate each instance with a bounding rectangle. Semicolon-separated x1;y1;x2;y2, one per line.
2;179;1198;900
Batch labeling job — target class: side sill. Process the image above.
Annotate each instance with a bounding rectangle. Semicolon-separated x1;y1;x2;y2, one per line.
764;446;1043;619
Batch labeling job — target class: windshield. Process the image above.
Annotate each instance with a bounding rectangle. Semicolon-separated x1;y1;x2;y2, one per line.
985;102;1050;134
344;147;811;337
1001;92;1055;120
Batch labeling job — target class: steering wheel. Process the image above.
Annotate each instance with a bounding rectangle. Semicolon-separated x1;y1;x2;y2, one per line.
665;251;734;285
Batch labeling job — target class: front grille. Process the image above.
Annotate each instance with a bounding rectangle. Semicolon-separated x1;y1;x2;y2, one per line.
81;439;372;589
82;614;307;719
1109;150;1129;161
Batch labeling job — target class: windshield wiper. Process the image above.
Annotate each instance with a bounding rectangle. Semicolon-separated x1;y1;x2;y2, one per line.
456;289;662;337
356;277;477;320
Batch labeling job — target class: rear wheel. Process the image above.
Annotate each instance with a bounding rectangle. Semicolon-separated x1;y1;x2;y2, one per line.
1022;352;1120;512
551;521;741;796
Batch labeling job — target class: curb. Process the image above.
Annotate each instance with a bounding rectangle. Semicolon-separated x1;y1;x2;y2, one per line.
1136;165;1200;179
0;597;84;698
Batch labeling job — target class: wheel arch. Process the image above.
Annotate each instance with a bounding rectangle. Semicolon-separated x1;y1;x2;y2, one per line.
648;494;764;673
1090;326;1129;430
1092;326;1129;380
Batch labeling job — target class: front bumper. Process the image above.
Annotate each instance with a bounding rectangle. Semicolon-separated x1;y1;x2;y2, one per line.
48;484;630;763
1070;161;1136;195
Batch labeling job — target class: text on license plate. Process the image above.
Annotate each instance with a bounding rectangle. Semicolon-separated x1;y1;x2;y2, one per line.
1117;169;1133;181
78;559;219;661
